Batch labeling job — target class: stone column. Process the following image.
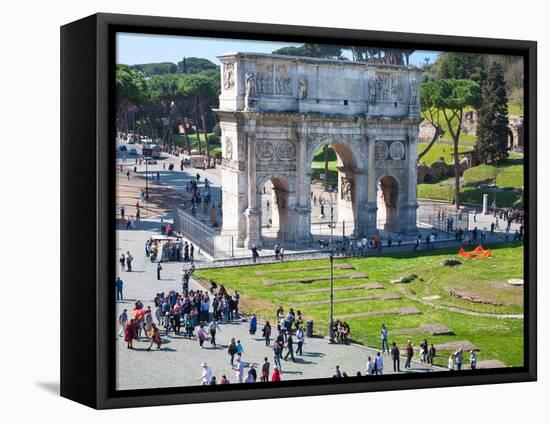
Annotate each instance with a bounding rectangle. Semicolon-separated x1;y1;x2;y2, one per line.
295;124;311;245
244;129;262;248
365;134;378;235
399;129;419;235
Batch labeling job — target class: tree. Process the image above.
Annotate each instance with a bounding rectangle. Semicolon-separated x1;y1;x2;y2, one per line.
433;79;483;209
115;65;147;136
417;82;444;162
475;62;509;163
436;53;487;82
177;57;218;74
177;71;220;158
131;62;178;77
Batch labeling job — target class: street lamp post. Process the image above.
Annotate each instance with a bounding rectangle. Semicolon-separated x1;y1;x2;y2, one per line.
319;190;335;247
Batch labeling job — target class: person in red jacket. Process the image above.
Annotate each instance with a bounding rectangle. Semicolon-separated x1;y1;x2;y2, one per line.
271;366;282;382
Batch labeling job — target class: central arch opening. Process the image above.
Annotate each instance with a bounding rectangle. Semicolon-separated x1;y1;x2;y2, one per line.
259;176;293;247
377;175;400;233
309;142;358;245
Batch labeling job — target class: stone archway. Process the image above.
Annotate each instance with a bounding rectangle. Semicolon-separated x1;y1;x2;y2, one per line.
307;138;363;240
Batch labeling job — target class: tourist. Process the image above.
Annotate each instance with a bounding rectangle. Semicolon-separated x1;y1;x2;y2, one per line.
405;340;414;369
120;205;125;221
455;348;464;370
448;353;456;371
220;375;230;385
251;244;259;263
273;339;283;370
249;314;257;339
119;254;126;272
147;323;162;350
232;356;245;383
124;318;135;349
248;364;257;382
279;246;285;261
208;319;221;348
118;309;128;337
381;324;389;353
335;365;343;378
375;352;384;375
190;243;195;261
228;338;238;365
366;357;374;375
156;262;162;280
262;321;272;346
126;251;133;272
469;350;477;370
428;344;436;366
162;312;171;336
295;326;305;355
261;357;270;382
209;376;217;385
115;277;124;300
419;339;428;363
198;362;212;385
274;244;280;260
236;339;244;358
284;333;296;362
271;366;282;382
197;325;207;348
391;342;400;372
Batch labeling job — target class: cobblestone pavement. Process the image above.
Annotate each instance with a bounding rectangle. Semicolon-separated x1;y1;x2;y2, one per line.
115;224;442;391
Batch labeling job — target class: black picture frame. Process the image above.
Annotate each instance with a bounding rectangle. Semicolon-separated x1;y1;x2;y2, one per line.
60;12;537;409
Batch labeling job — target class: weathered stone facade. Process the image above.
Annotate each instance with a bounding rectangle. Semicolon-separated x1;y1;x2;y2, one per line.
215;53;422;248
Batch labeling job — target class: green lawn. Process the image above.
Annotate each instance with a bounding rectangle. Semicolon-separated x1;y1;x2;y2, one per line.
311;146;338;184
195;243;524;367
508;103;524;117
418;143;473;165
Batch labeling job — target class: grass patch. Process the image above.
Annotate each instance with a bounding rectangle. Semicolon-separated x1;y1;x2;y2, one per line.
195;243;524;366
418;143;473;165
173;133;220;157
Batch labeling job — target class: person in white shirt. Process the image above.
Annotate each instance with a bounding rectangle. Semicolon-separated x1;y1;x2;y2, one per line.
375;352;384;375
198;362;212;385
469;350;477;370
232;356;245;383
295;327;305;355
448;353;456;371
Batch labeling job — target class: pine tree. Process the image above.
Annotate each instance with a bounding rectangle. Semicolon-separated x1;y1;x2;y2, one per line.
475;62;509;163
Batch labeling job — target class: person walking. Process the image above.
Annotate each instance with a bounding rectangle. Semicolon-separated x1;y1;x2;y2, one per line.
428;344;436;366
249;314;257;340
391;342;400;372
375;352;384;375
455;348;463;370
126;252;133;272
261;357;270;382
448;353;456;371
119;254;126;272
262;321;272;346
366;357;374;375
228;338;238;366
197;325;206;349
156;262;162;280
381;324;389;353
284;334;296;362
469;350;477;370
271;366;281;382
118;309;128;337
124;319;135;349
115;277;124;300
208;320;220;348
405;340;414;369
232;356;245;383
251;244;259;264
295;326;305;356
273;339;283;371
198;362;212;385
120;205;125;221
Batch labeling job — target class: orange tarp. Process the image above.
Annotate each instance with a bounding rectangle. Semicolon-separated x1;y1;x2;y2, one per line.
458;245;492;259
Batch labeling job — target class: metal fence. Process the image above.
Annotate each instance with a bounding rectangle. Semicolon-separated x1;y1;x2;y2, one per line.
174;205;470;260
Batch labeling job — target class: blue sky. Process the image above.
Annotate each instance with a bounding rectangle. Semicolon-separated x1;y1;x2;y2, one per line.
116;32;440;67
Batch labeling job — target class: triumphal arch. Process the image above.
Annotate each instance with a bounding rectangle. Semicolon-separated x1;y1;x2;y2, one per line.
215;52;421;248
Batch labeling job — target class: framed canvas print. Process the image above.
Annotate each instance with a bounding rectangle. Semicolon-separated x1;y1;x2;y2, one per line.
60;13;537;409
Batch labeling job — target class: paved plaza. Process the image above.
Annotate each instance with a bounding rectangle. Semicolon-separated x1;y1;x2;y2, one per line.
115;224;440;390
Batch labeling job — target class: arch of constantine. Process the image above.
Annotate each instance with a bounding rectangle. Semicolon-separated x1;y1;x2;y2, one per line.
215;52;422;248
